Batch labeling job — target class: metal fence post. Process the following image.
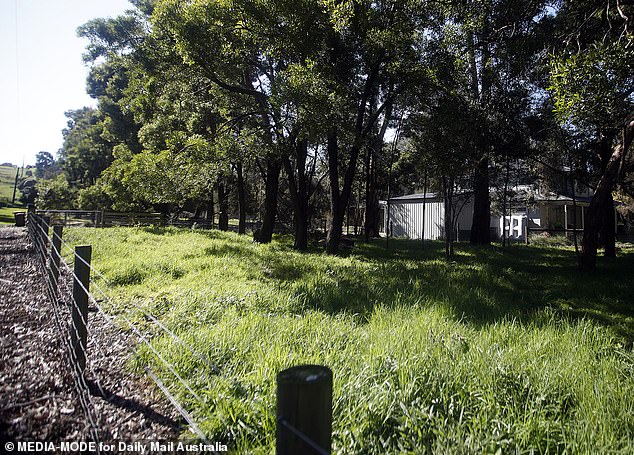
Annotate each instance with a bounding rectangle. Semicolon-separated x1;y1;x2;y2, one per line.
34;215;44;258
71;245;92;377
48;225;63;300
41;216;51;264
276;365;332;455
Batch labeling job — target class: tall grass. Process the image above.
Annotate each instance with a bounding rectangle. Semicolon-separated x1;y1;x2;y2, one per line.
62;227;634;453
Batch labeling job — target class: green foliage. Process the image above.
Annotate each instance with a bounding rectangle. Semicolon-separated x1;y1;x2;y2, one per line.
549;42;634;129
95;134;218;212
59;107;115;186
528;232;575;248
35;151;56;179
36;174;77;209
62;227;634;453
76;182;113;210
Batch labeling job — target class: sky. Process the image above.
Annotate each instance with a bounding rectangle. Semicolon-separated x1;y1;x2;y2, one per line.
0;0;133;166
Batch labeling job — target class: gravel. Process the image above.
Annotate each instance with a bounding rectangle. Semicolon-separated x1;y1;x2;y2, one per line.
0;226;184;447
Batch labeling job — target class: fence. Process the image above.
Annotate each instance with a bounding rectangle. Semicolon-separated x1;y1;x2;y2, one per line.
32;208;259;231
24;210;333;454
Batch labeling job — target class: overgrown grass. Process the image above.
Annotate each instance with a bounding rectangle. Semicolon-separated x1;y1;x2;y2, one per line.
62;227;634;453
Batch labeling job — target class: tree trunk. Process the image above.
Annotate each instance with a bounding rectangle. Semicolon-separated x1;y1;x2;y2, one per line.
326;128;343;254
443;176;455;258
601;192;617;257
206;191;215;227
236;163;247;235
363;146;379;242
218;179;229;231
364;102;392;242
283;140;310;251
470;156;491;245
580;120;634;270
254;158;281;244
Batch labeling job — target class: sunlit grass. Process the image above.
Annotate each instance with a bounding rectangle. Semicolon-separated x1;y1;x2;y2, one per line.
0;206;24;224
62;226;634;454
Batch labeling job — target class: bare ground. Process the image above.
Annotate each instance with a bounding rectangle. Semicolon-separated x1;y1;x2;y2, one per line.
0;226;183;447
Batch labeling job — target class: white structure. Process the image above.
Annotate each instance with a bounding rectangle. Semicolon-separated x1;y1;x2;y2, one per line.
379;192;481;241
380;188;596;241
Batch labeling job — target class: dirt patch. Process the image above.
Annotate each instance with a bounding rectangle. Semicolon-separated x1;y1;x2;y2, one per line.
0;227;183;445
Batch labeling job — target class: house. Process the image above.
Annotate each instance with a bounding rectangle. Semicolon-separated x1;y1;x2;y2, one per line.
379;186;604;242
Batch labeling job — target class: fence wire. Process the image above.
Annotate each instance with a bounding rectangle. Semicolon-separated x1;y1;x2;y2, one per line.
27;213;220;452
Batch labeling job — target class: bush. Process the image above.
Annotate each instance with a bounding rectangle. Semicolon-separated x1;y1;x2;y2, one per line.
529;232;576;247
77;184;113;210
35;175;76;209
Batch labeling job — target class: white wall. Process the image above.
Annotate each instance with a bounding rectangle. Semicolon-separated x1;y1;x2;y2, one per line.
388;201;445;240
386;197;474;240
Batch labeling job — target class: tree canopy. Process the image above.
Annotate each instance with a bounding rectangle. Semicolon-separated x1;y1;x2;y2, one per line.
38;0;634;268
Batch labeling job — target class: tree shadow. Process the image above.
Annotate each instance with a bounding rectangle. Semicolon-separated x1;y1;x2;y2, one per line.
136;228;634;343
288;239;634;343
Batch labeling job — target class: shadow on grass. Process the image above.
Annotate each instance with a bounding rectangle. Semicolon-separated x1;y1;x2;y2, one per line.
133;228;634;343
294;238;634;343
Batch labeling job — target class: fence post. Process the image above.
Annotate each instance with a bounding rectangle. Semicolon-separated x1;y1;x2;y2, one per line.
48;225;63;300
276;365;332;455
41;216;51;264
71;245;92;377
34;215;44;259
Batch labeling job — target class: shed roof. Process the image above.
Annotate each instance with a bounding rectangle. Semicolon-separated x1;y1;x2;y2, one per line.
381;190;594;205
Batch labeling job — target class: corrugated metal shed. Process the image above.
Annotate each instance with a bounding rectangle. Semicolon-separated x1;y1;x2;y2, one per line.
380;193;473;240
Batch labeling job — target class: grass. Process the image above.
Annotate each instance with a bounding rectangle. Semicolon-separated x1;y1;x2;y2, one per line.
0;164;24;206
0;206;25;224
60;227;634;454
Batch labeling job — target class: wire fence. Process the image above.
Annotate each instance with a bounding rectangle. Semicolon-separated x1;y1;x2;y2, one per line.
26;212;221;452
24;211;333;454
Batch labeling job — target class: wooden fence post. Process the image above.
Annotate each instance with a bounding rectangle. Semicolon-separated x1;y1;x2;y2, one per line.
276;365;332;455
48;225;63;300
71;245;92;377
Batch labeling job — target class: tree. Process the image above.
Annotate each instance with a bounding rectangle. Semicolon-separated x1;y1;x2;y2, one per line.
36;174;76;209
59;108;114;187
317;0;427;253
549;1;634;270
153;0;310;244
428;1;554;245
35;151;56;179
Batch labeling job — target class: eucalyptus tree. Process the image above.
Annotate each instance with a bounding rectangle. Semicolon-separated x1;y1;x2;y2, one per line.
78;11;147;156
427;1;555;245
315;0;429;253
549;1;634;270
404;85;481;257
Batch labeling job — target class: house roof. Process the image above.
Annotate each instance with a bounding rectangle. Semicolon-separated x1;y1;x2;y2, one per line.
533;193;593;204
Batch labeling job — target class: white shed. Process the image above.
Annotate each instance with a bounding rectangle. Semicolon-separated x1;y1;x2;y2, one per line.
379;189;597;242
379;193;476;241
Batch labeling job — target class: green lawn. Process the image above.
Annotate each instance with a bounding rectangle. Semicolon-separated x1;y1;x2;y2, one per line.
61;227;634;454
0;206;25;225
